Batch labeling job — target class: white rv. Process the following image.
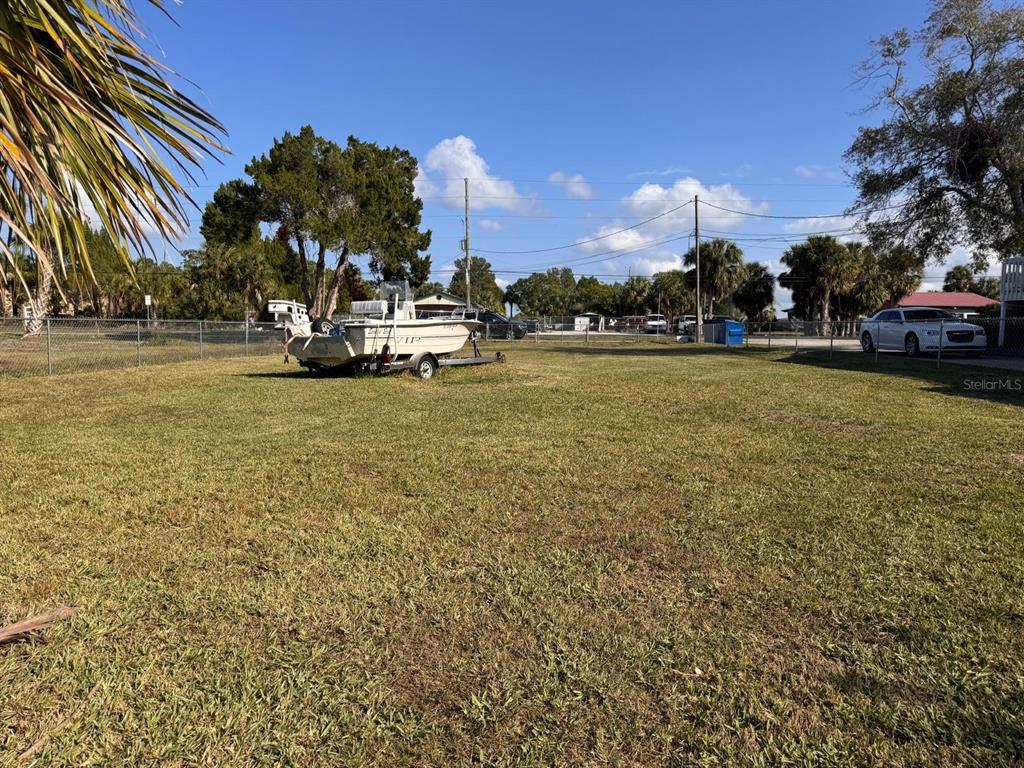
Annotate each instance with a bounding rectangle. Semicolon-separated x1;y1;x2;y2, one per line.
258;300;309;329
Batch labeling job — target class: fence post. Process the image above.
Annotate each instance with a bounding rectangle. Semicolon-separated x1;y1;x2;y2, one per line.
746;322;750;349
937;319;943;369
767;321;772;350
585;324;590;343
829;321;834;361
485;322;490;340
874;322;879;365
136;319;142;367
245;320;249;357
795;322;799;353
199;320;204;359
45;317;52;375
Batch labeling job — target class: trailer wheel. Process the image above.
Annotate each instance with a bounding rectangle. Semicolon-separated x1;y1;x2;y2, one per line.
414;354;438;380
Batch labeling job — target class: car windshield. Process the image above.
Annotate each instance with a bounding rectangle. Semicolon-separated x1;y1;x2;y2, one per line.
903;309;956;322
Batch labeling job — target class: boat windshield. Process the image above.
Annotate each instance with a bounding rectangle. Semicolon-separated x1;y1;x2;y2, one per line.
376;281;414;303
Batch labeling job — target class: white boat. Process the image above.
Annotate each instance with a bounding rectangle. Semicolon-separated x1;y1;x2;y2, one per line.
287;281;480;372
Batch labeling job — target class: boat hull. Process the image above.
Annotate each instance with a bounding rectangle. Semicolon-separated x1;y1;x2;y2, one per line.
289;318;479;368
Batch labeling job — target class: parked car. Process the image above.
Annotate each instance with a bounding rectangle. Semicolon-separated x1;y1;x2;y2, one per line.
644;314;669;333
465;310;529;339
620;315;647;331
674;314;697;334
859;307;987;356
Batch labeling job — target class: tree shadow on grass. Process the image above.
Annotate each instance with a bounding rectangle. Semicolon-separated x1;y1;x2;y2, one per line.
779;350;1024;408
536;343;730;358
537;343;1024;407
239;368;354;380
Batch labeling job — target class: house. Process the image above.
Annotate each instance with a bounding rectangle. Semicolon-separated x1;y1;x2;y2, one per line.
999;257;1023;347
415;291;467;314
1001;258;1024;315
895;291;999;317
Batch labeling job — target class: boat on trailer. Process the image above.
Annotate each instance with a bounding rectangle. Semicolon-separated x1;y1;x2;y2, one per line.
286;281;487;377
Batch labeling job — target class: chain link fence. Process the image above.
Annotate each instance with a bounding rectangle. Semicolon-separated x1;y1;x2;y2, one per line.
4;314;1022;378
473;315;677;342
0;317;283;377
739;316;1023;364
486;314;1024;370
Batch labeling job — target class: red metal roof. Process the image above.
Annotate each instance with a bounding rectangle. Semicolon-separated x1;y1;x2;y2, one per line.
897;291;999;308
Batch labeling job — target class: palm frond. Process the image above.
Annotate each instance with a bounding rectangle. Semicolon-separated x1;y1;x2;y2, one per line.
0;0;225;304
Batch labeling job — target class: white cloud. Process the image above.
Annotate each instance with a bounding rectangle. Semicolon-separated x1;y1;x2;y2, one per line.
782;215;863;243
794;164;824;178
628;166;690;179
627;254;684;275
794;164;843;180
413;169;437;200
479;218;503;232
548;171;593;200
495;277;510;290
416;136;530;212
577;177;767;256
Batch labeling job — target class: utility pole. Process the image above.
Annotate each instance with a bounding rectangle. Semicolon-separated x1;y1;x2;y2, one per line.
694;195;702;344
464;177;471;310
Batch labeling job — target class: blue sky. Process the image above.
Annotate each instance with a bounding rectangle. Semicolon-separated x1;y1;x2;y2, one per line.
139;0;962;308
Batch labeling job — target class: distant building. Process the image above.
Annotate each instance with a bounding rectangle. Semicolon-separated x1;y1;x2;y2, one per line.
415;291;467;314
895;291;999;316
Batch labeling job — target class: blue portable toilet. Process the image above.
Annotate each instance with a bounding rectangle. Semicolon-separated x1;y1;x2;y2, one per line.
702;317;745;346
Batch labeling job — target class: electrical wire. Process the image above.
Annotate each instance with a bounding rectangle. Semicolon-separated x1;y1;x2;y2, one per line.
698;200;903;220
472;200;693;255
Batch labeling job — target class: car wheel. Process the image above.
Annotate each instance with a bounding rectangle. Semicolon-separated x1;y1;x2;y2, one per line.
861;332;874;353
904;333;920;357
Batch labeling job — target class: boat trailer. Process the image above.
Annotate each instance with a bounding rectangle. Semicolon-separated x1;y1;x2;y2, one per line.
296;336;505;380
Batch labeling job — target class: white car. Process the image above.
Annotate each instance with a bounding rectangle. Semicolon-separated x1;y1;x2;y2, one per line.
859;307;987;356
644;314;668;333
674;314;697;334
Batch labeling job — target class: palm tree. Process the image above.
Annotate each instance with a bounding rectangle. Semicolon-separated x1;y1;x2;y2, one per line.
732;262;776;324
779;236;858;333
943;265;975;293
683;239;744;317
876;245;923;306
1;0;225;328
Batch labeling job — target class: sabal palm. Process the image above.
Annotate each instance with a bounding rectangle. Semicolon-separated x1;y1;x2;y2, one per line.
683;238;744;317
0;0;224;315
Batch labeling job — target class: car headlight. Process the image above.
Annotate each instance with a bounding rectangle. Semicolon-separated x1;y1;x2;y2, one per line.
975;327;986;335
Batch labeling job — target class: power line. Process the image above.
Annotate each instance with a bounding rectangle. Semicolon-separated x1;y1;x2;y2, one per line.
698;200;904;220
513;229;694;271
475;200;693;255
420;176;856;187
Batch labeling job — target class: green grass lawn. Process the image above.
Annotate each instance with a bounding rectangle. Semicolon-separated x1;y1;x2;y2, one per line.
2;345;1022;766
